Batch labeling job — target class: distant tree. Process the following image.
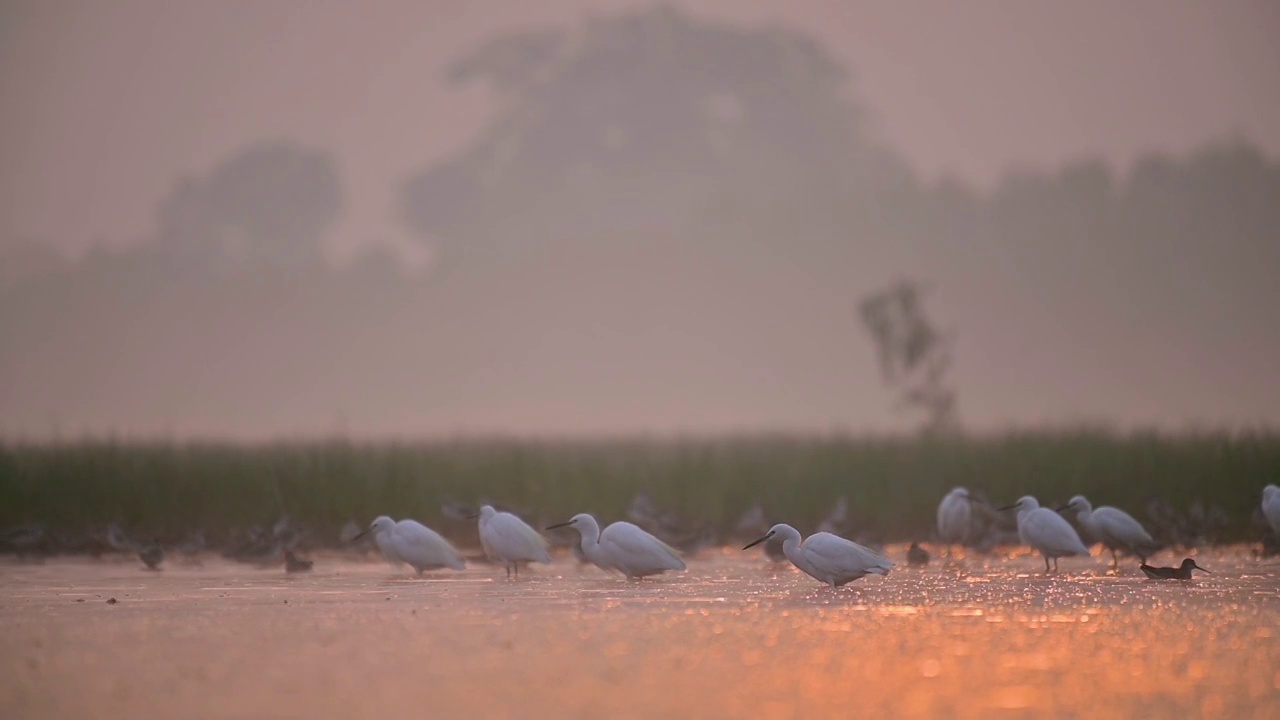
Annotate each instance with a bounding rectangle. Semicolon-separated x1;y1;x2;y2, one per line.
156;141;342;275
859;279;958;435
401;4;910;265
5;4;1280;438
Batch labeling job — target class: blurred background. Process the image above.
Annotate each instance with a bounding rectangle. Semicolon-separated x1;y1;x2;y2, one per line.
1;1;1278;546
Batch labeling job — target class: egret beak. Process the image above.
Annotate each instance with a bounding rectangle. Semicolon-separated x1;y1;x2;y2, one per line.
995;504;1018;512
546;521;573;531
1193;562;1211;574
351;529;370;542
743;533;772;551
466;512;480;520
1055;505;1071;512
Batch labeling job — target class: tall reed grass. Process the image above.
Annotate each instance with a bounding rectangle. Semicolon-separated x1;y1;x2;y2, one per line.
1;430;1275;547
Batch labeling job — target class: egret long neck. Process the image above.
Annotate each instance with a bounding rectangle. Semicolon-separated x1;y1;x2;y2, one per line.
576;520;602;559
779;533;805;567
1016;508;1033;529
373;530;395;558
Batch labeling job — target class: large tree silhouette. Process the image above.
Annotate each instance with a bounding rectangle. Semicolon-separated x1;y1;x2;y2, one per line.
157;141;342;276
3;7;1279;437
402;5;911;266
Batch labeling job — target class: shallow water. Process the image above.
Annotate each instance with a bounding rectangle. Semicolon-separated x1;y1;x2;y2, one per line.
1;546;1278;719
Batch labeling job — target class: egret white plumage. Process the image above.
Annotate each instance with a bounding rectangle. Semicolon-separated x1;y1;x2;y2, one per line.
998;496;1090;573
475;505;551;578
1059;495;1159;567
743;523;895;589
936;487;973;551
1262;485;1280;535
546;513;686;580
353;515;465;576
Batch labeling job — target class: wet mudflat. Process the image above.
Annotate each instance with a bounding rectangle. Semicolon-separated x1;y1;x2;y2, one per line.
2;547;1278;720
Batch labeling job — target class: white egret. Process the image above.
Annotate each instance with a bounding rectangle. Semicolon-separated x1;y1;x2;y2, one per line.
998;496;1090;573
546;513;686;580
475;505;551;578
1262;485;1280;535
743;523;895;589
936;487;973;551
353;515;465;576
1059;495;1159;567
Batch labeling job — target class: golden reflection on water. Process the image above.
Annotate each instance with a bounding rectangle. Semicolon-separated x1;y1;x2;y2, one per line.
1;546;1278;719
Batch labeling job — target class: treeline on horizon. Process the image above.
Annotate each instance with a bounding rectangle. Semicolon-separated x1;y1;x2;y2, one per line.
1;430;1276;549
2;5;1278;437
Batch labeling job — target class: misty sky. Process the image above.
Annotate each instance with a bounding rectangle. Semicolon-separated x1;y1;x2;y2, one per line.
3;0;1278;261
2;1;1279;439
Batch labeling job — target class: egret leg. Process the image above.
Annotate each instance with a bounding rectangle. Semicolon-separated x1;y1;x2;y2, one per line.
513;563;519;579
1053;557;1060;573
1044;555;1051;574
1109;547;1118;569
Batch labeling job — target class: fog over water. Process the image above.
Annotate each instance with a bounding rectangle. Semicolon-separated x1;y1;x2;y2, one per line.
2;1;1279;439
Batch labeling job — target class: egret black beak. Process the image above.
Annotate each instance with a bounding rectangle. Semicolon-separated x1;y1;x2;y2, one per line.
1055;505;1071;512
546;521;573;531
466;512;480;520
1193;562;1211;574
995;504;1018;512
743;533;772;551
351;529;370;542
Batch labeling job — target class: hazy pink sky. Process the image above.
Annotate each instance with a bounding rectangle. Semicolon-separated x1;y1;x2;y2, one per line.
2;0;1278;260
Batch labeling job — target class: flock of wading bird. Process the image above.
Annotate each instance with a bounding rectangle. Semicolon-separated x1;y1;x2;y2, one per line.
4;486;1278;587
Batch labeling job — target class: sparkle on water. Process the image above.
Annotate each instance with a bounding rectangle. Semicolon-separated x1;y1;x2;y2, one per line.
1;546;1278;719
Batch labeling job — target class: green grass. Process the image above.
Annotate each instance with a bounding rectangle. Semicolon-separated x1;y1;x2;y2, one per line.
1;430;1276;548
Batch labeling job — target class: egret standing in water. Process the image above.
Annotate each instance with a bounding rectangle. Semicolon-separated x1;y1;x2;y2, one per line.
936;487;974;554
743;523;894;589
546;513;685;580
353;515;465;576
998;496;1090;574
1262;485;1280;535
474;505;551;578
1058;495;1159;568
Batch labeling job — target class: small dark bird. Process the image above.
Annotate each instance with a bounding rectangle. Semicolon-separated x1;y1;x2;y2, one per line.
907;542;930;567
1140;558;1210;580
138;544;164;570
284;550;313;573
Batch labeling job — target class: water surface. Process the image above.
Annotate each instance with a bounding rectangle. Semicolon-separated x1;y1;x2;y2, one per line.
2;546;1277;719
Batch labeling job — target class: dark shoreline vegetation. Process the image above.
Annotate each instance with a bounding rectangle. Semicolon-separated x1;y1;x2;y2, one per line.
2;430;1276;554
